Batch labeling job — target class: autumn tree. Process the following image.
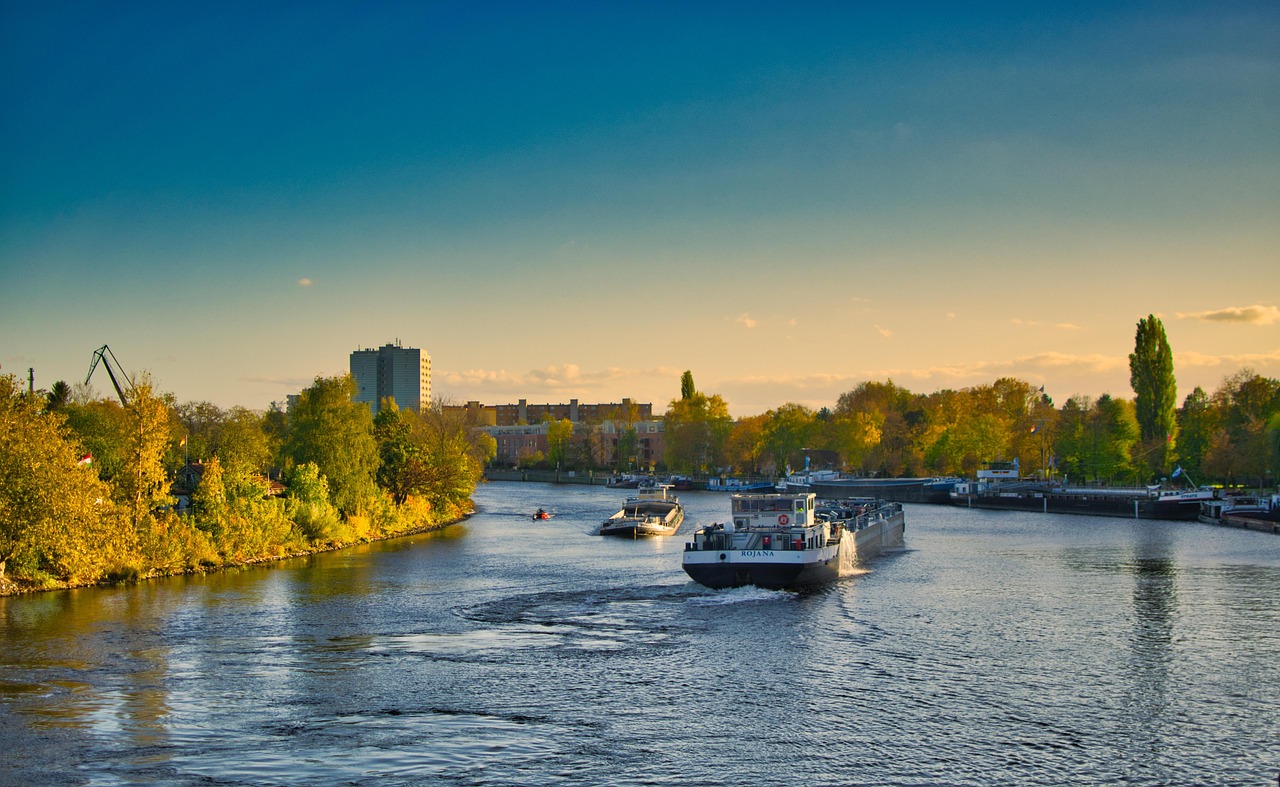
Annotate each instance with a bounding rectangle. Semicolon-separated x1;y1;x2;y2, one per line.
724;415;768;475
545;417;574;469
664;379;732;474
412;402;494;516
0;374;122;584
834;380;913;473
113;376;178;529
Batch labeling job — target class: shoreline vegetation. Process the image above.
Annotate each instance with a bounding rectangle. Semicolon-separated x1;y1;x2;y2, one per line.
4;317;1278;597
0;508;474;598
1;373;494;598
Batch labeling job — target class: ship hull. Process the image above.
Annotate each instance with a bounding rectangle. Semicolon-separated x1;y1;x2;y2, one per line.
682;511;904;590
811;478;958;504
950;492;1201;521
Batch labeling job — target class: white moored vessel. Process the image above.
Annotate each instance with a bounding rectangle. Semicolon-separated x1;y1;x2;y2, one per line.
682;492;904;590
600;485;685;538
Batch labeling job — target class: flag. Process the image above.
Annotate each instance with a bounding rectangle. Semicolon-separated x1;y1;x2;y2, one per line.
77;453;92;466
1030;424;1038;433
180;436;187;448
1171;465;1183;479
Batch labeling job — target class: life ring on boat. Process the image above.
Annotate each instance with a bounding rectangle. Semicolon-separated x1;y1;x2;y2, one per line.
778;514;789;525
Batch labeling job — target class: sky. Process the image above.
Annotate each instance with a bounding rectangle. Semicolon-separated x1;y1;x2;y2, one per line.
2;2;1277;418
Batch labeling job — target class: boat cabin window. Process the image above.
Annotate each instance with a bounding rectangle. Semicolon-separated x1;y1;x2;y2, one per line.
731;496;815;515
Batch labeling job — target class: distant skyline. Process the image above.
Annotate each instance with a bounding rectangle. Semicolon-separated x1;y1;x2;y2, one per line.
3;3;1277;417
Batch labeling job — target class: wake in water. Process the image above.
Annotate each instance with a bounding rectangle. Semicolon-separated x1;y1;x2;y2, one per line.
686;585;794;606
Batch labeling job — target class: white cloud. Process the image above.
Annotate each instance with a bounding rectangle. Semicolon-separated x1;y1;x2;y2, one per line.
1175;349;1280;368
1176;304;1280;325
873;324;892;338
736;313;758;329
437;364;683;403
297;278;313;287
1056;323;1082;330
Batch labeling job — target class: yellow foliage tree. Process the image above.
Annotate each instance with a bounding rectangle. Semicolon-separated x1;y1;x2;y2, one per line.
0;374;125;585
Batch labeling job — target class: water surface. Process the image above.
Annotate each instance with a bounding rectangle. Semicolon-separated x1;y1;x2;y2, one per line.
2;482;1278;785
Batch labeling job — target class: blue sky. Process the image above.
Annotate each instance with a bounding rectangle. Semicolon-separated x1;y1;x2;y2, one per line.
3;2;1277;416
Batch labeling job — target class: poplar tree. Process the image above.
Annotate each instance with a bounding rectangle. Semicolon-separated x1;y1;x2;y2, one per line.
1129;315;1178;471
680;370;696;401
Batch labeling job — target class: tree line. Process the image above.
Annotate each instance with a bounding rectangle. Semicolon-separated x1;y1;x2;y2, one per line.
541;319;1280;489
1;373;494;592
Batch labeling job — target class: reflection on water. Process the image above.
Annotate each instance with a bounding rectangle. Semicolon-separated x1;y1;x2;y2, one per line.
2;485;1279;785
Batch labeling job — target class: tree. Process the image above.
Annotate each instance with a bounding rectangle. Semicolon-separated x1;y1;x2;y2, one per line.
412;402;493;515
62;398;132;482
1129;314;1178;472
664;390;732;474
46;381;71;411
174;400;225;463
283;375;379;516
761;403;816;473
724;415;767;475
1088;395;1139;483
1175;387;1214;480
213;406;272;492
0;374;120;584
613;424;639;471
546;417;573;469
1205;370;1280;488
680;370;696;401
373;400;433;506
113;376;178;529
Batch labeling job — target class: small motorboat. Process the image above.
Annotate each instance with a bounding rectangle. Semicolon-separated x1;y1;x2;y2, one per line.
532;509;551;521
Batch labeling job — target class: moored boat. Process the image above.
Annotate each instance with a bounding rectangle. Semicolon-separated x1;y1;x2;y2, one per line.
1200;493;1280;533
809;475;962;503
600;485;685;538
682;492;904;590
949;461;1214;521
706;476;775;493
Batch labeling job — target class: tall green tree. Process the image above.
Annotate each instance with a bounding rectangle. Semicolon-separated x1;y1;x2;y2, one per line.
374;400;427;505
46;381;72;411
680;371;696;401
283;375;379;516
1129;314;1178;472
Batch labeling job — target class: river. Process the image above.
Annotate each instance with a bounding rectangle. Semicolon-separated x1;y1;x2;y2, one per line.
2;482;1278;785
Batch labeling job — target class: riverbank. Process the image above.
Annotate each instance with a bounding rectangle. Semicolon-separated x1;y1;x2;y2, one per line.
0;509;473;598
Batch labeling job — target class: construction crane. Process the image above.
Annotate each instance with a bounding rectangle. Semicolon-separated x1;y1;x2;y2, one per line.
85;345;135;406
